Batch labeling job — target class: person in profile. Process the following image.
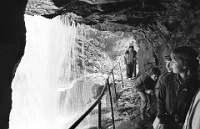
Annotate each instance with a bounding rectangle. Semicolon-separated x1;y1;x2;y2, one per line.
157;46;200;129
153;53;173;128
155;54;173;97
124;44;137;80
133;67;161;120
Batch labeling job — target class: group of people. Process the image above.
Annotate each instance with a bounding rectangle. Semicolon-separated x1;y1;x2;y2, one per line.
131;45;200;129
1;1;200;128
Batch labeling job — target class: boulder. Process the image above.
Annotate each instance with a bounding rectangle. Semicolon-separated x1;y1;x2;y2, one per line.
92;84;105;99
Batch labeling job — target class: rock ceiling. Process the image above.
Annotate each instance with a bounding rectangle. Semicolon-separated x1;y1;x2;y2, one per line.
25;0;200;31
24;0;200;75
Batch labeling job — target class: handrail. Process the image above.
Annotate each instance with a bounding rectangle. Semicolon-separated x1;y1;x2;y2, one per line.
107;78;116;129
69;79;108;129
118;62;124;88
69;62;121;129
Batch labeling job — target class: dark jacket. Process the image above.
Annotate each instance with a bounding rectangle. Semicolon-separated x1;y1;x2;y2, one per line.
157;73;200;124
133;73;157;92
155;72;173;97
124;50;137;65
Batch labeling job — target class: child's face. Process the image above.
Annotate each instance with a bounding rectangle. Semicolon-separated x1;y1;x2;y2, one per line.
165;60;172;72
171;59;185;74
150;74;158;81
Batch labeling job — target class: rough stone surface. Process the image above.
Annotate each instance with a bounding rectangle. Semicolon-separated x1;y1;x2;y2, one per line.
1;0;200;128
24;0;200;74
92;84;105;99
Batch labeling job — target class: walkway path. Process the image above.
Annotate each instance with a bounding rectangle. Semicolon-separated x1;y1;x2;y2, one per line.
114;78;156;129
88;77;157;129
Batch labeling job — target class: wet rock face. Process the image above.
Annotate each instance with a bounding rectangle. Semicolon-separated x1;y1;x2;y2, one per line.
25;0;200;74
92;82;122;107
0;44;26;128
92;84;104;99
0;0;27;127
0;1;199;129
25;0;200;32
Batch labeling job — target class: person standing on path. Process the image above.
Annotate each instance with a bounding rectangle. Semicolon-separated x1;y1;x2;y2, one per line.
155;54;173;97
124;44;137;79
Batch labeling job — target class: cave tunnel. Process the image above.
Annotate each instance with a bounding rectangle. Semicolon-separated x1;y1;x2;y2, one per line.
0;0;200;129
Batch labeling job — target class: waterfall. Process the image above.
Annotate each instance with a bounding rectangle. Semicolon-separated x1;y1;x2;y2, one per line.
9;15;91;129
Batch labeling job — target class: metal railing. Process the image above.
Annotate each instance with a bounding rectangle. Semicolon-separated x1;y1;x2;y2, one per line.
69;62;124;129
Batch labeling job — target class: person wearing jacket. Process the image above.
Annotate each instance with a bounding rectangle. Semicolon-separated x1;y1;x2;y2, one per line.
155;55;173;97
157;46;200;129
182;53;200;129
124;45;137;79
133;67;160;120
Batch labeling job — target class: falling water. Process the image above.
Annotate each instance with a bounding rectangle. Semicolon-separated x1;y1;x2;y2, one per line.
9;15;92;129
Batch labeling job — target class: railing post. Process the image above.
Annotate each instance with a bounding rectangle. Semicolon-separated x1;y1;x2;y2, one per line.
98;100;101;129
111;70;118;107
108;82;116;129
118;62;124;88
69;82;107;129
69;66;119;129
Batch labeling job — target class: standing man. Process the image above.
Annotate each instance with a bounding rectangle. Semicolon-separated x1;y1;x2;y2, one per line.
124;44;137;79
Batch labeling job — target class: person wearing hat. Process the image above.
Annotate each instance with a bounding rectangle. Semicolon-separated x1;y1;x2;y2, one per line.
124;44;137;79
